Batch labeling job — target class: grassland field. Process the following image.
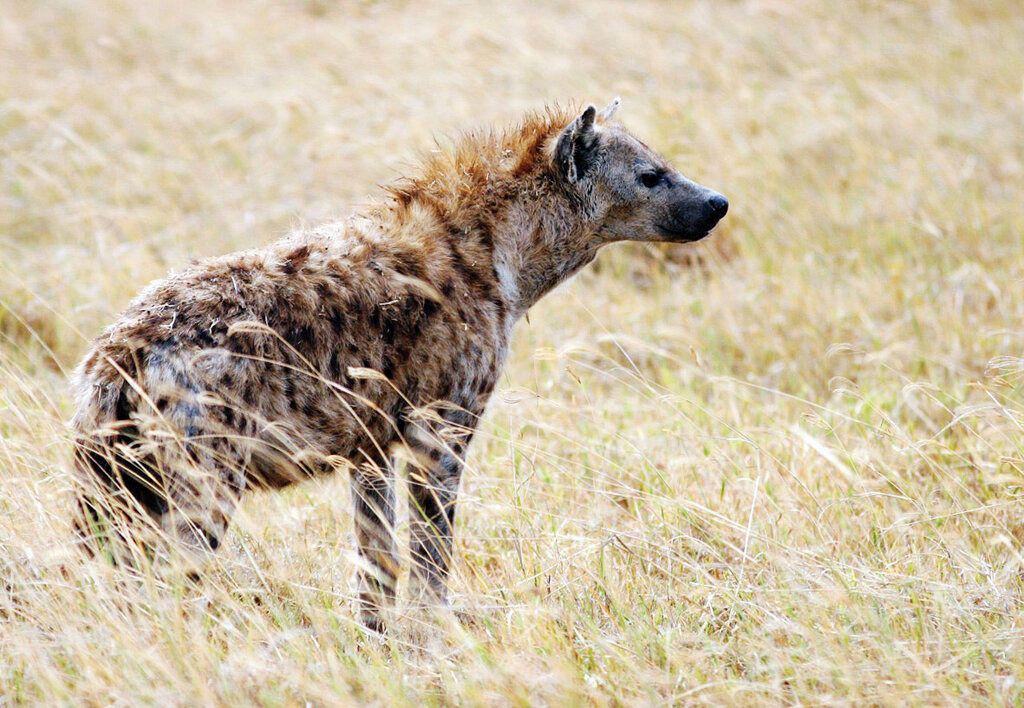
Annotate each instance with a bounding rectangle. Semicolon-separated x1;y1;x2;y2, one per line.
2;0;1024;703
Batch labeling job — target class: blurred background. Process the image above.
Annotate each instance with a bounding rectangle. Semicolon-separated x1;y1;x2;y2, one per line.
2;1;1021;362
2;0;1024;703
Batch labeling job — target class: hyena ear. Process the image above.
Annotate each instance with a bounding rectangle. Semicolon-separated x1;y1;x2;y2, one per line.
598;97;621;121
555;104;599;183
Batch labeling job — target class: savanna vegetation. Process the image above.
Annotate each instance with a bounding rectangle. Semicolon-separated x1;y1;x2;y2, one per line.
1;0;1023;703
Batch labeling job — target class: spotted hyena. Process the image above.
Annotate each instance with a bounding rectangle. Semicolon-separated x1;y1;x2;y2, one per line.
71;99;728;630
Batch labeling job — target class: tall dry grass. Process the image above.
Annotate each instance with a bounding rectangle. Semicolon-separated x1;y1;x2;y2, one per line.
2;0;1024;703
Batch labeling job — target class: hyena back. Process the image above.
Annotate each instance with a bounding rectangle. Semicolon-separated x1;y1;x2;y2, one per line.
71;99;728;630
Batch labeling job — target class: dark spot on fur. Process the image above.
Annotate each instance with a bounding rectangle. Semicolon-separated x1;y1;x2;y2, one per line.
288;324;315;350
328;307;347;332
392;252;427;282
381;318;397;347
380;354;395;380
328;351;343;378
177;402;201;418
350;298;368;319
282;244;311;274
445;242;487;292
471;216;494;250
421;299;440;321
174;370;199;394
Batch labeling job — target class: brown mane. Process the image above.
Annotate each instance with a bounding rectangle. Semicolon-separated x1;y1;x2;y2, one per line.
383;104;580;209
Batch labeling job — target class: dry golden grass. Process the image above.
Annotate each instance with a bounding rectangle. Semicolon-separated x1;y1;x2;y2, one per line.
3;0;1024;703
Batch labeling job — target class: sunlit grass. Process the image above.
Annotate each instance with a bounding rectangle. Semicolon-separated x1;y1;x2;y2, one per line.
2;0;1024;702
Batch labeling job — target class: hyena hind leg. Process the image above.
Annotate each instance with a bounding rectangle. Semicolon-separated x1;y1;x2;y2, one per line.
72;437;174;568
72;433;246;572
153;450;247;569
350;455;399;633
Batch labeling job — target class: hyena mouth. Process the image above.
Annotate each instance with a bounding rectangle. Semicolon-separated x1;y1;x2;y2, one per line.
656;224;711;242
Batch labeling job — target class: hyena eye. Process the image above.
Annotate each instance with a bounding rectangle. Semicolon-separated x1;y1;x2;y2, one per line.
639;170;663;189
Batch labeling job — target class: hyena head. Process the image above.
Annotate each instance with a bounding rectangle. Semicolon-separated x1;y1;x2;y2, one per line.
553;98;728;243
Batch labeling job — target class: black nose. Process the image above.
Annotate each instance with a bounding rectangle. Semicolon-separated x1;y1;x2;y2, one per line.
707;195;729;219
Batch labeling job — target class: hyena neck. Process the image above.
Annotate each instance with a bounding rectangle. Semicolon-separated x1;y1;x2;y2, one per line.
382;106;602;320
491;191;601;317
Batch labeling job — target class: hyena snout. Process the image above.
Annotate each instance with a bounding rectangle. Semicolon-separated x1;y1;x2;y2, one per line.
659;185;728;242
705;194;729;222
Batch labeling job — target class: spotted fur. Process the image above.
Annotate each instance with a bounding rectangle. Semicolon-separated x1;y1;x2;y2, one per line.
70;100;728;630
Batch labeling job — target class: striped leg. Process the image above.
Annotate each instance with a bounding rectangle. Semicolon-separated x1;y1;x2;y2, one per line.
408;448;463;604
350;456;398;632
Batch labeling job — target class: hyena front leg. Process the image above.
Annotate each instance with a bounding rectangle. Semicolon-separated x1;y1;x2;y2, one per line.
350;454;398;632
406;410;476;606
408;449;464;604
